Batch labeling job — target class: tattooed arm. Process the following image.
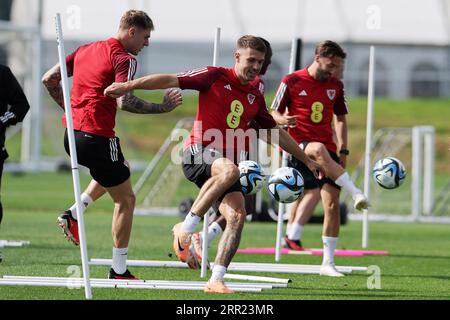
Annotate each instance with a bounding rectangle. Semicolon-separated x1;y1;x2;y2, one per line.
117;88;183;114
42;64;69;110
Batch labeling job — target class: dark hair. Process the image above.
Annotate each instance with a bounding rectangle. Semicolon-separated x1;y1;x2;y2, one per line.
119;10;154;31
315;40;346;59
237;35;267;54
258;37;272;75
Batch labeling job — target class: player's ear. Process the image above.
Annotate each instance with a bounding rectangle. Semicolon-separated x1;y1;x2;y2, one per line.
128;26;136;38
314;54;321;63
234;51;240;62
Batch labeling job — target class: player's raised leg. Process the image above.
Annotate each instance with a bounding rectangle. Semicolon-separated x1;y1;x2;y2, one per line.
57;179;106;245
305;142;369;210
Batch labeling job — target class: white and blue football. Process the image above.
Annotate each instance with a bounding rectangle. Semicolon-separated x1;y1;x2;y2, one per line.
373;157;406;189
267;167;304;203
238;160;265;195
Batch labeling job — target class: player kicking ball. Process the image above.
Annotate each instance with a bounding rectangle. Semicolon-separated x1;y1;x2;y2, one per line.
105;35;323;293
271;40;369;276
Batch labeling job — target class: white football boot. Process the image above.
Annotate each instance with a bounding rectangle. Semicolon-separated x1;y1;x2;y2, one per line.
353;193;370;211
320;263;345;277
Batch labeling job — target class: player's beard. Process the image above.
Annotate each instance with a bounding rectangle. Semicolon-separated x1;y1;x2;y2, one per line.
316;67;331;82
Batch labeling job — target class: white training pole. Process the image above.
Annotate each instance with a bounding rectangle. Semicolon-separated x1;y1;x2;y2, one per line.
362;46;376;248
411;126;422;221
55;13;92;299
0;240;30;248
2;276;269;291
224;273;290;285
89;258;367;273
423;126;435;216
200;26;221;278
275;38;298;262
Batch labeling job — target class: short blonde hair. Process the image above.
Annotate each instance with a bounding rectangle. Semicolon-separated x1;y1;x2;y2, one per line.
237;35;267;54
119;10;154;31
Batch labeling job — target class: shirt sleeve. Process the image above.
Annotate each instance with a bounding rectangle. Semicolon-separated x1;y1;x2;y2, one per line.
65;48;78;76
254;96;277;129
113;55;137;82
333;82;349;115
270;76;290;114
177;66;219;91
0;66;30;127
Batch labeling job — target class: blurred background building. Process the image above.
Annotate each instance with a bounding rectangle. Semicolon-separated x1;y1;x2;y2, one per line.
2;0;449;98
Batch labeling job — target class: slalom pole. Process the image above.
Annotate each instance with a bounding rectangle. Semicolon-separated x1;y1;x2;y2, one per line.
362;46;376;248
55;13;92;299
200;27;221;278
275;38;298;262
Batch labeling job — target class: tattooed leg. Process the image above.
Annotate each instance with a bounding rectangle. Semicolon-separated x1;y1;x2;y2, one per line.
214;192;247;267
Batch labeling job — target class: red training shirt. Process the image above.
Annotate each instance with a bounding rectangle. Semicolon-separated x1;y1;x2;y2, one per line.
271;67;348;153
177;66;276;161
63;38;137;137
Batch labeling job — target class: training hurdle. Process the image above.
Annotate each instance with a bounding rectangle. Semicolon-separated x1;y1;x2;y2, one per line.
0;240;30;248
0;275;274;292
90;259;368;275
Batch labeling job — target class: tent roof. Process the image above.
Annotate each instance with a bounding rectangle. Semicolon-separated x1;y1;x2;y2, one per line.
23;0;449;45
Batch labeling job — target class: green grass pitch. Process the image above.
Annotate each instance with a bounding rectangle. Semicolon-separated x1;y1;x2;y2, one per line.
1;200;449;300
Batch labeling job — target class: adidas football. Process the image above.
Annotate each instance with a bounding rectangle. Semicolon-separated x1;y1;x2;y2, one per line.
267;167;304;203
238;160;265;195
372;157;406;189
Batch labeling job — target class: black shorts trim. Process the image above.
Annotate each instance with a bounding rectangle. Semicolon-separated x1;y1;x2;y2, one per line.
288;141;341;191
64;129;130;188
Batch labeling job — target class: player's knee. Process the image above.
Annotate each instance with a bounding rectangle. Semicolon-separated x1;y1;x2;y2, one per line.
116;193;136;211
309;143;327;159
323;199;339;214
218;165;240;184
128;193;136;208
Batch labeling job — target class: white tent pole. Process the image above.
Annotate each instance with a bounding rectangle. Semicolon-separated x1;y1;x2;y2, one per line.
275;38;298;262
200;26;221;278
55;13;92;299
362;46;376;248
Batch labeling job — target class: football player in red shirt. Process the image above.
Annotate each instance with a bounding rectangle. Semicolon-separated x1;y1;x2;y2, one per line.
42;10;182;280
271;40;369;277
188;37;273;257
105;35;322;293
284;61;345;251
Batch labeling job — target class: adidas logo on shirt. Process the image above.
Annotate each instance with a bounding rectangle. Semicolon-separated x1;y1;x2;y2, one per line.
299;90;307;96
224;84;232;91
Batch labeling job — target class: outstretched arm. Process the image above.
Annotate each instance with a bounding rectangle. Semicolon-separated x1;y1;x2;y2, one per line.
104;74;179;98
270;109;297;127
117;88;183;114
